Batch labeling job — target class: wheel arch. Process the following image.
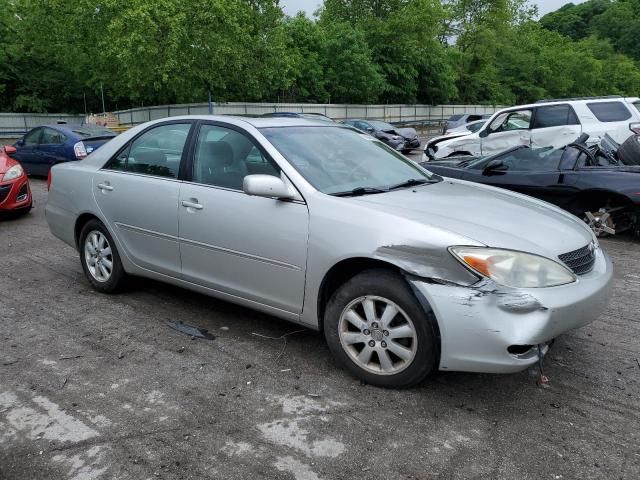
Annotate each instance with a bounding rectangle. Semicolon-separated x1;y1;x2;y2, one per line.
74;213;102;249
569;188;634;214
316;257;441;349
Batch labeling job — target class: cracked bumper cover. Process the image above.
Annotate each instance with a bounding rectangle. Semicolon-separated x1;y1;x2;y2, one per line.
410;247;614;373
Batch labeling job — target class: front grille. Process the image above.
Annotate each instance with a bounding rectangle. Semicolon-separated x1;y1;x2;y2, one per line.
558;244;596;275
0;184;11;203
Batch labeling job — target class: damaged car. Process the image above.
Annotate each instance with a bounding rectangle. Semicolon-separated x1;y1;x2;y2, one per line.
425;96;640;160
46;116;613;388
343;119;420;153
422;134;640;237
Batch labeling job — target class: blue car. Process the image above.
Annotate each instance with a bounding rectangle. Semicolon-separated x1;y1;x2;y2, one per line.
13;124;117;176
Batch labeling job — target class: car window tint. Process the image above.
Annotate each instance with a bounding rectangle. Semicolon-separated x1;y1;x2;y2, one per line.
467;122;484;133
41;128;67;144
500;148;563;171
23;129;41;146
586;102;632;122
633;101;640;114
103;123;190;178
192;124;280;190
467;115;482;122
532;105;579;128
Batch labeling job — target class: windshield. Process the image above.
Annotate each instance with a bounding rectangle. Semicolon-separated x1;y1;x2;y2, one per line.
368;120;395;131
261;126;434;195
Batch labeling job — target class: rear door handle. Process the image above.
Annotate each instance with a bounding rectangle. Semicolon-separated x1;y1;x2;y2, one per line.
181;200;203;210
97;183;113;191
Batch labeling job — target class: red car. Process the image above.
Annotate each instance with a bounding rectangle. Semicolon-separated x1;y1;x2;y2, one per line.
0;145;32;215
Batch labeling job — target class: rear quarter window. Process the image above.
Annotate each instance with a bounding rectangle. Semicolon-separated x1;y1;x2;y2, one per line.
586;102;632;122
633;101;640;114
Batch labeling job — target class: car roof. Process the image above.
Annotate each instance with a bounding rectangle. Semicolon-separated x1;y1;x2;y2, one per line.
500;96;640;112
142;115;344;129
42;124;117;136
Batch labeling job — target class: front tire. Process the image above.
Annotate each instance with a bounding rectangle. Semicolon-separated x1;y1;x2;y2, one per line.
79;219;127;293
324;269;438;388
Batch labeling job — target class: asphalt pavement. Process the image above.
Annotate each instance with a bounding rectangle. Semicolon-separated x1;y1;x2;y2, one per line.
1;179;639;480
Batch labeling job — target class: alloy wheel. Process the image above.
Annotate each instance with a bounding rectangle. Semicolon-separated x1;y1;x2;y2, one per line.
84;230;114;282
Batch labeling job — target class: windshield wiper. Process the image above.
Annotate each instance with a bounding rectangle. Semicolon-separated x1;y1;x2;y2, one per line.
387;178;433;190
330;186;388;197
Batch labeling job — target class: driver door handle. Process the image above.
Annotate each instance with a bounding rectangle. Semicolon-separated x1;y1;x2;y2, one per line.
97;183;113;191
181;200;203;210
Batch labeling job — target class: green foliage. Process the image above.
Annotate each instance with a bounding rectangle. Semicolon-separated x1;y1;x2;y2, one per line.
0;0;639;113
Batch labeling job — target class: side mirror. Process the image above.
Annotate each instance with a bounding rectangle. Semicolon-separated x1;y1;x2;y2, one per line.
243;174;294;200
483;158;505;174
15;139;24;147
366;127;374;133
3;145;17;156
478;129;489;138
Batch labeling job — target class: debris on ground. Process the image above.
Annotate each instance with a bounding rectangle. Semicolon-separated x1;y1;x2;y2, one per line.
251;329;306;360
167;321;216;340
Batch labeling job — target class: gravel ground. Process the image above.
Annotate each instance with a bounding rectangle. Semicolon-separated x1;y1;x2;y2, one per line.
1;178;639;480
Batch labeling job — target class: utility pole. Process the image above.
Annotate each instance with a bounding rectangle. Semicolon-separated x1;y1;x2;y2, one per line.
208;89;213;114
100;84;106;114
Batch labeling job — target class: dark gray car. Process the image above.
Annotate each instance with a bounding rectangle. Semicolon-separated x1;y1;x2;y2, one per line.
343;119;420;153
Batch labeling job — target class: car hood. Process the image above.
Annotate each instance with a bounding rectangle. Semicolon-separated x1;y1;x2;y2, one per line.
394;127;418;140
351;179;593;259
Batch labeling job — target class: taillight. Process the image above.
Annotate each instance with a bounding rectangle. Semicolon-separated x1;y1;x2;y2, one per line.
47;169;52;191
630;122;640;134
74;141;88;159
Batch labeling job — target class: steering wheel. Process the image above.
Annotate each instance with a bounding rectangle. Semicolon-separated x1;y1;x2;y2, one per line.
569;143;597;167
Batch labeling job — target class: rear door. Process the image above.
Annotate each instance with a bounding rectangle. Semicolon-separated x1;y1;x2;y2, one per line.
93;121;194;276
529;104;581;149
38;127;68;173
480;109;533;156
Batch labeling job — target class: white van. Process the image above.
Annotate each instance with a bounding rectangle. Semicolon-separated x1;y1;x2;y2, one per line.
424;96;640;160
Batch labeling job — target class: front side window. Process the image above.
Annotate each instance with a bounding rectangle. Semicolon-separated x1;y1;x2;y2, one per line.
532;105;579;128
470;147;562;171
24;129;42;146
192;124;280;190
104;123;191;178
40;127;67;145
488;110;532;133
587;102;632;122
261;126;435;195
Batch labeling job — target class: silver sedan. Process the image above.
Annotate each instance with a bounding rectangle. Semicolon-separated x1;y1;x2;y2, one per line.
46;116;613;388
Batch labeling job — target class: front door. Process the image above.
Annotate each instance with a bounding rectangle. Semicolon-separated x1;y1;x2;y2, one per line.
178;123;309;314
14;128;43;176
481;109;533;156
93;122;193;276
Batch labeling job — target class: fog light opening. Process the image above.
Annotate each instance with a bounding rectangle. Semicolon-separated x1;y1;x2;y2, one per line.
507;344;535;357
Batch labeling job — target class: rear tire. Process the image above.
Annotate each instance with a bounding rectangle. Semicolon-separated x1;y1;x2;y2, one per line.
79;219;127;293
324;269;437;388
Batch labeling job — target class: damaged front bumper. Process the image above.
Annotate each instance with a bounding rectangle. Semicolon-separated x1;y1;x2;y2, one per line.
410;247;614;373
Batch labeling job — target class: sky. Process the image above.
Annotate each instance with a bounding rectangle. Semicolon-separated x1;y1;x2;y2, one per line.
280;0;586;18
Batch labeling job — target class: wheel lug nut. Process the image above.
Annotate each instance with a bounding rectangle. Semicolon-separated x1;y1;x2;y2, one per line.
381;341;387;348
372;322;379;328
383;330;389;336
363;329;370;335
368;340;375;347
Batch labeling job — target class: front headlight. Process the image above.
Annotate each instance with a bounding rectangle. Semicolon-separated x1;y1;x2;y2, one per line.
449;246;576;288
1;164;24;182
391;135;402;140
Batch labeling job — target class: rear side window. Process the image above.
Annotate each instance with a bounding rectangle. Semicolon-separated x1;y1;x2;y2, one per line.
40;127;67;145
586;102;632;122
532;105;579;128
104;123;191;178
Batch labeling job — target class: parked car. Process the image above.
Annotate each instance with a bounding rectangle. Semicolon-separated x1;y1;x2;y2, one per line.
262;112;335;122
0;145;32;216
343;119;420;153
425;96;640;160
13;124;117;176
46;116;613;388
443;113;492;134
422;135;640;237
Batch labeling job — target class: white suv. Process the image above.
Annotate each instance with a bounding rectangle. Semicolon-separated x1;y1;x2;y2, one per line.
425;96;640;160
